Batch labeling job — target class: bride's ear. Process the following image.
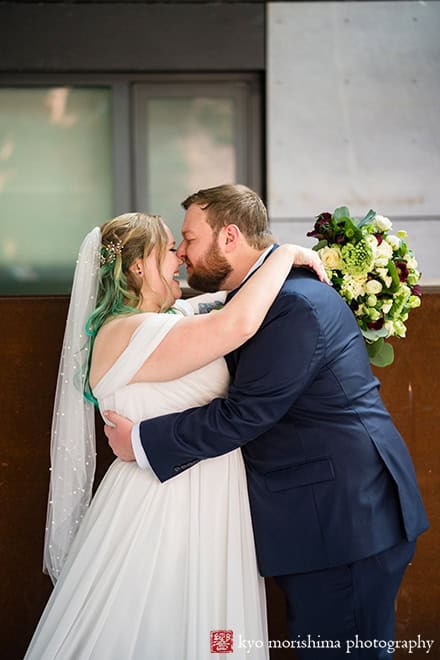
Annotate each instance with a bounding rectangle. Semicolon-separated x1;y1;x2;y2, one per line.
129;259;144;277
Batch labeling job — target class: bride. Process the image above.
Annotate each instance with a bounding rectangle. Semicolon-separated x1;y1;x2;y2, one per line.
24;212;326;660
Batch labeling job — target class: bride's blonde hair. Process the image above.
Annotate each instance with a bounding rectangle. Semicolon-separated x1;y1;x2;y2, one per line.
86;212;171;338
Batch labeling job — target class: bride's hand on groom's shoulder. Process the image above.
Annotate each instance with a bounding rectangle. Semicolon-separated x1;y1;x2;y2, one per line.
281;244;330;285
103;410;136;462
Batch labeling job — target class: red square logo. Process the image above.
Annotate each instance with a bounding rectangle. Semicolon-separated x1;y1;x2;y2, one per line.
210;630;234;653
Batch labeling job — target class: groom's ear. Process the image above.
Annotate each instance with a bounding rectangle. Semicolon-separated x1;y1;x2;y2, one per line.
221;224;241;253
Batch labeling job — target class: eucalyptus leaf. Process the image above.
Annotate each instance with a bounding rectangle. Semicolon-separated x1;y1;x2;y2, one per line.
368;341;394;367
358;209;376;228
366;338;384;358
313;239;328;252
361;327;388;341
333;207;351;222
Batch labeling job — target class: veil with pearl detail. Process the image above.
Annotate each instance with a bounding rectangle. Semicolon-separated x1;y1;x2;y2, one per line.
43;227;101;584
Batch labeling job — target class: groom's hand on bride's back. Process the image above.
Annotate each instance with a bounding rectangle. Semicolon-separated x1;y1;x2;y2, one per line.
103;411;135;462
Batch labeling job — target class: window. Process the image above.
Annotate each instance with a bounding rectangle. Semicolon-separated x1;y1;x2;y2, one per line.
0;86;112;294
0;75;261;294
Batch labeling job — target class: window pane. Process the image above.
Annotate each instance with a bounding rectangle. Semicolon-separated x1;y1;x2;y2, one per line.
0;87;113;294
143;96;236;239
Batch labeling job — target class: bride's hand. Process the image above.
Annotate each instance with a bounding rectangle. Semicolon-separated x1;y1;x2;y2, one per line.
281;244;330;284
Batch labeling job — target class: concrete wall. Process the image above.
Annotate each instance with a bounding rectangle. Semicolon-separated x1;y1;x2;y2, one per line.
267;1;440;284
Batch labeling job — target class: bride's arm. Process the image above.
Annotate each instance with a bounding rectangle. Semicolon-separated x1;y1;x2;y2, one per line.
131;245;327;383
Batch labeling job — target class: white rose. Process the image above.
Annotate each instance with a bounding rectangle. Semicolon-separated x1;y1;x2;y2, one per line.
381;299;393;314
365;279;383;295
374;214;393;232
406;255;418;270
384;320;395;337
318;246;343;271
365;234;378;255
376;267;393;288
386;235;400;250
374;241;393;267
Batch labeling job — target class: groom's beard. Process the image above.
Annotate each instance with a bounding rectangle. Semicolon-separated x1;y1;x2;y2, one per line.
187;239;232;293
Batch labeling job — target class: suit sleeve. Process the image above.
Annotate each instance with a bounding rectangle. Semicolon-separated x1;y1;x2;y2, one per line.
140;292;326;481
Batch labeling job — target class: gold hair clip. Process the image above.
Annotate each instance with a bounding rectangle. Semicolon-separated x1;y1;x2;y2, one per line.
100;240;123;266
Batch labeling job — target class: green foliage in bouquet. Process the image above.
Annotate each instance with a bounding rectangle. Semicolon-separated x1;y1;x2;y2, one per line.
307;207;422;367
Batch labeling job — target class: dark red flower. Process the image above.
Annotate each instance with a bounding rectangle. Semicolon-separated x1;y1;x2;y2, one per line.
411;284;422;298
373;233;383;245
367;318;384;330
306;212;333;239
394;260;409;282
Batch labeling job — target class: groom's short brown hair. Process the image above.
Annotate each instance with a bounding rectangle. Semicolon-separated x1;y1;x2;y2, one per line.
182;184;275;250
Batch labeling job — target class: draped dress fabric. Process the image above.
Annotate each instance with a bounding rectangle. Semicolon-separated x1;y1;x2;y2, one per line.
25;311;268;660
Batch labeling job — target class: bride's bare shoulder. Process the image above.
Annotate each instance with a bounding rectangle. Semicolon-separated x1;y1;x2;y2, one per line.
95;313;146;342
90;314;151;388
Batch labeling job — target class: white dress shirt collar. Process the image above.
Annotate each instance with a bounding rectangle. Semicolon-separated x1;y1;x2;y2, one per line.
240;244;275;285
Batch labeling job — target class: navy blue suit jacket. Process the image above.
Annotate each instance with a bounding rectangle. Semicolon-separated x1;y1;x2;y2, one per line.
140;266;428;576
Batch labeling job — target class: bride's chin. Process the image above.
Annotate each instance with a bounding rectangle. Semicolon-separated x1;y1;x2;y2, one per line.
163;285;180;309
171;280;181;298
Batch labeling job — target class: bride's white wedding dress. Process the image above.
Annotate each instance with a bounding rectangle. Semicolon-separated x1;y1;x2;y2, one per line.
25;311;268;660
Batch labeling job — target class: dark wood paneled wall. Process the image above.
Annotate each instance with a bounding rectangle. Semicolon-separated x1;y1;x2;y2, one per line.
370;294;440;649
0;294;438;659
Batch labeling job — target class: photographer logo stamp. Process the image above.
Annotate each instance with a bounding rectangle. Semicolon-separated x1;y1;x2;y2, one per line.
210;630;234;653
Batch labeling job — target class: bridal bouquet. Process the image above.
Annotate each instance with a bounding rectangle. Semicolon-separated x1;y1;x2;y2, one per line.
307;207;422;367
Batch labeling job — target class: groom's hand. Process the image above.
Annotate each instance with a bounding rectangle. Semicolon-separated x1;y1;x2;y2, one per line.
103;410;135;461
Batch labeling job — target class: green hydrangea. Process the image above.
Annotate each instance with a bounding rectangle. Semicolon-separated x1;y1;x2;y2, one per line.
341;240;374;276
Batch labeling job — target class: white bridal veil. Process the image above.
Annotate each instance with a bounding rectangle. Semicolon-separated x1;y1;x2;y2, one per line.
43;227;101;584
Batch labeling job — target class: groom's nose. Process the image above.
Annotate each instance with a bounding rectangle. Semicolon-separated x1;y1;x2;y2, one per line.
176;241;186;260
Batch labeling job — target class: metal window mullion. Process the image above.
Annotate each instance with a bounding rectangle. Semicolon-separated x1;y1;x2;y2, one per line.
133;85;149;211
111;81;132;215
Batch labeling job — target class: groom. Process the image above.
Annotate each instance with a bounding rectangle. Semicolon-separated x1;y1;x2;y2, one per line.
105;184;428;657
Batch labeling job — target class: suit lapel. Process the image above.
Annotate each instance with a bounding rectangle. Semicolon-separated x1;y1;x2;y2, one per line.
225;244;279;376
